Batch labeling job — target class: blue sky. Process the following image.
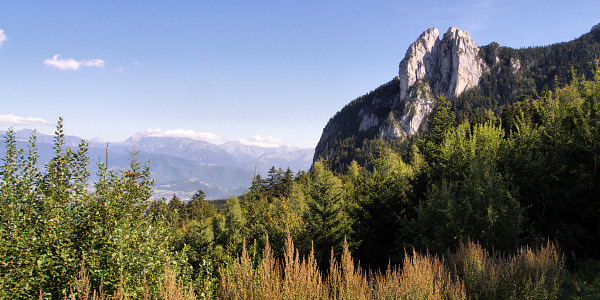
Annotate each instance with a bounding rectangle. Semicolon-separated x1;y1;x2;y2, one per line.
1;1;598;148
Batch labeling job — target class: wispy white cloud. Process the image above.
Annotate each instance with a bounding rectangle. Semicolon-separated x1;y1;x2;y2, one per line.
80;58;104;67
43;54;105;71
0;114;51;126
136;128;223;142
115;66;125;73
0;29;7;48
240;135;285;148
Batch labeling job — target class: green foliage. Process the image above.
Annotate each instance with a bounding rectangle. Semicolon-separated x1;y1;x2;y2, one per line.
172;218;215;298
416;122;523;253
80;148;177;297
0;129;46;298
499;62;600;256
454;27;600;122
323;136;414;175
567;259;600;299
352;146;419;267
0;119;91;298
423;95;454;165
223;196;246;249
186;189;215;222
0;119;182;299
303;160;352;266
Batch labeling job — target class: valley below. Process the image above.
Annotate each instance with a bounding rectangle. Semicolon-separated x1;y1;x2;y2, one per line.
0;129;314;200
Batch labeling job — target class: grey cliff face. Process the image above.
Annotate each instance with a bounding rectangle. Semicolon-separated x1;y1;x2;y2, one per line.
399;28;440;100
396;26;487;137
314;26;487;161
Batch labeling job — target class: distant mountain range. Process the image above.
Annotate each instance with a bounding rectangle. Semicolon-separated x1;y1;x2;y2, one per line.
0;129;314;200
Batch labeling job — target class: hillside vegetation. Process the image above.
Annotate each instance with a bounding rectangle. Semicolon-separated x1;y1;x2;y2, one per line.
318;25;600;174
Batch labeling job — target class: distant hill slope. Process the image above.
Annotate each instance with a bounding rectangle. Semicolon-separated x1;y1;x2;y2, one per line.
314;24;600;170
1;130;313;200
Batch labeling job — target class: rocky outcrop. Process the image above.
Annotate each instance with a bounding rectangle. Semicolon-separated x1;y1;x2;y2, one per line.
314;26;487;162
399;28;440;100
395;26;488;138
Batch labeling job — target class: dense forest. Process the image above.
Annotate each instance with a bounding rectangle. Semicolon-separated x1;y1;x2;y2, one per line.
1;64;600;298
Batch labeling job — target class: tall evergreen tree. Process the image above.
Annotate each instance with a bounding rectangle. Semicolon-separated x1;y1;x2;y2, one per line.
186;189;215;222
423;96;454;164
353;147;416;267
303;160;351;266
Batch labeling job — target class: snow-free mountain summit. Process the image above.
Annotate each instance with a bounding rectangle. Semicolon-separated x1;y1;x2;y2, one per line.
314;24;600;164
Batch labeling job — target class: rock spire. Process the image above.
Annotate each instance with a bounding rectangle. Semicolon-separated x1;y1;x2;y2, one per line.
394;26;488;137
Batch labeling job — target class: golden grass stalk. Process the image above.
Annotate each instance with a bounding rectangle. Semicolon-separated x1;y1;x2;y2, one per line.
63;256;194;300
159;257;196;300
449;240;565;299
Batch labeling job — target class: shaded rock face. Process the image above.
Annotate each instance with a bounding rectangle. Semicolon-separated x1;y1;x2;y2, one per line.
313;26;487;162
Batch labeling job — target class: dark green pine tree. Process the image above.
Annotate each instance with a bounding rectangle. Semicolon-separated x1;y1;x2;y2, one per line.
265;166;283;198
249;173;265;198
303;160;351;266
423;96;454;164
186;189;214;221
281;167;294;197
352;147;414;268
168;193;184;213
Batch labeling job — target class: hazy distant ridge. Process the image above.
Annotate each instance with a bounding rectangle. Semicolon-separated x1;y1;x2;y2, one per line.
1;129;313;200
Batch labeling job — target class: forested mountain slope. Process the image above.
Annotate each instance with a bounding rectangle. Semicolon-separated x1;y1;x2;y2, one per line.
314;24;600;171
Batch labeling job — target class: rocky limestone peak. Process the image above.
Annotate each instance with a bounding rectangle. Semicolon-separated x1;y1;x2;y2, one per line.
399;26;486;100
394;26;487;138
399;28;440;99
314;26;488;163
437;26;487;97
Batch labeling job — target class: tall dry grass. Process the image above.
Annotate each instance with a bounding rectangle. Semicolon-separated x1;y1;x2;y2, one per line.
449;240;565;299
220;233;466;300
220;235;328;299
327;237;371;299
56;236;565;299
382;249;466;300
60;256;195;300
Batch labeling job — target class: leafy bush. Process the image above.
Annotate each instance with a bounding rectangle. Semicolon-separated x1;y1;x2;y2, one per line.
0;119;186;299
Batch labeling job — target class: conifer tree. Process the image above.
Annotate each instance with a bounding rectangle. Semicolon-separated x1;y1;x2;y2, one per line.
423;96;454;164
303;160;351;266
225;196;246;248
416;122;522;253
353;147;415;267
